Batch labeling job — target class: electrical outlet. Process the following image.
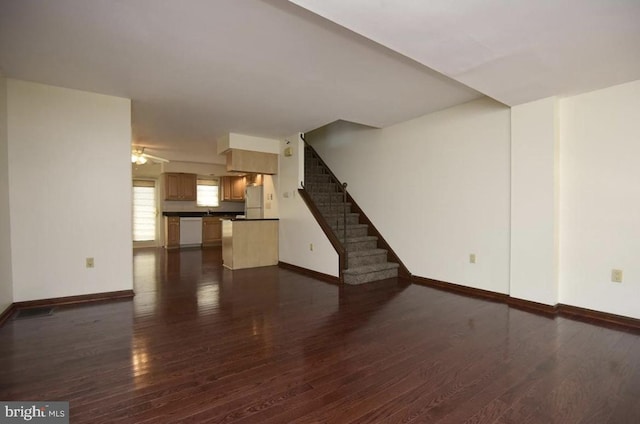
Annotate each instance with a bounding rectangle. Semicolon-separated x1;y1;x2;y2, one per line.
469;253;476;264
86;257;95;268
611;269;623;283
309;243;314;251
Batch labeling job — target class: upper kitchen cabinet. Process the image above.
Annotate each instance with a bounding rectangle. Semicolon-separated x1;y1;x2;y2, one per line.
164;173;197;201
226;150;278;175
220;176;245;202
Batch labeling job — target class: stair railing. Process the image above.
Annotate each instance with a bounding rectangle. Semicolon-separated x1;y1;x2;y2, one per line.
299;135;413;281
340;182;348;244
300;137;350;270
301;179;348;242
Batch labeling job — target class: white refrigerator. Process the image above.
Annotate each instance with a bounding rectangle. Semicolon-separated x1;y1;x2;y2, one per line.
244;185;264;219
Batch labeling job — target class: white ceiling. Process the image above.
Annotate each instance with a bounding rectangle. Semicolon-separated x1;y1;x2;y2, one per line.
290;0;640;106
0;0;481;163
3;1;638;163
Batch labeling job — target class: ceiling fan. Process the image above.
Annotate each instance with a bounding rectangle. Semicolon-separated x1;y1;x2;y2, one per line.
131;147;169;165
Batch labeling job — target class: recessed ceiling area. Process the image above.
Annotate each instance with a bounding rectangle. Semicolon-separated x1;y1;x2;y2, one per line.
290;0;640;106
0;0;481;163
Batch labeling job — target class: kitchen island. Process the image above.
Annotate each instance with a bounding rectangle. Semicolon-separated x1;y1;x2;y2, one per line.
221;219;279;270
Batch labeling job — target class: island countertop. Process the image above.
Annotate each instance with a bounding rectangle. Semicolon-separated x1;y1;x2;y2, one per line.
221;218;280;221
162;211;241;218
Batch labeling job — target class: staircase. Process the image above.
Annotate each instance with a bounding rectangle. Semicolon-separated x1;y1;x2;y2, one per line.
303;145;400;285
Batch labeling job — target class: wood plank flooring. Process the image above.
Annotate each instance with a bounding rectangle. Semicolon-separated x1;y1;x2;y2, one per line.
1;247;640;423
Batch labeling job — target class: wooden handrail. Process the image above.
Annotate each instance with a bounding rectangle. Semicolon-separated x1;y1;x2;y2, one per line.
302;135;347;195
298;188;346;280
302;137;349;248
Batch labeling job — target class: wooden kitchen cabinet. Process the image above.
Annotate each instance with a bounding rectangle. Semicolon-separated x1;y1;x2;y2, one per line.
231;177;245;201
181;174;197;200
164;174;180;200
165;217;180;249
163;173;197;201
220;176;246;202
202;217;222;246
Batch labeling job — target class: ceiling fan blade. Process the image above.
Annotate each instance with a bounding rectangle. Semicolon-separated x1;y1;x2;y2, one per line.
142;153;169;163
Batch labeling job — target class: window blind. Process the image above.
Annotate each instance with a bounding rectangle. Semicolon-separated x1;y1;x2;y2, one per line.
132;180;156;241
197;179;219;207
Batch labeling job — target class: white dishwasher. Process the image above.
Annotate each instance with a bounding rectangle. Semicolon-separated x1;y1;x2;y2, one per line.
179;217;203;247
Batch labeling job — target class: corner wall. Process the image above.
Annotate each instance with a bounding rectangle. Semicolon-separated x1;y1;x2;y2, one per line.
0;75;13;311
7;80;133;301
559;80;640;318
510;97;559;305
307;81;640;320
309;98;511;293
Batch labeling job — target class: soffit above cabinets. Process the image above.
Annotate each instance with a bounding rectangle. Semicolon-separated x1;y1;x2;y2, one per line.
226;149;278;175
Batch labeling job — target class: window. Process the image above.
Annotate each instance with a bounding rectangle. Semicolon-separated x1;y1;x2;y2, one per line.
132;180;156;242
197;179;219;207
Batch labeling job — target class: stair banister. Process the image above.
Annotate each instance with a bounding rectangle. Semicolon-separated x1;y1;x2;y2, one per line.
301;135;411;283
299;182;348;272
342;182;347;247
301;136;351;269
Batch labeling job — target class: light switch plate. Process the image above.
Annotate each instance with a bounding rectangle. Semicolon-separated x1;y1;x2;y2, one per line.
611;269;623;283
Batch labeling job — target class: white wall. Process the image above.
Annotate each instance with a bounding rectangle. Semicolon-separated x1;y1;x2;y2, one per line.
278;133;338;276
309;98;511;293
0;75;13;311
217;134;230;155
297;82;640;320
559;80;640;318
7;80;133;301
510;97;559;305
132;162;163;179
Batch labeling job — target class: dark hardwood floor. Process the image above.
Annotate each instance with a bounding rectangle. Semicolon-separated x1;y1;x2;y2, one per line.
1;247;640;423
